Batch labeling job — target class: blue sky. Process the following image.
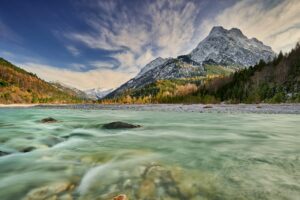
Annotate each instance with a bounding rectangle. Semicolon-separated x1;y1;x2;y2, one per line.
0;0;299;90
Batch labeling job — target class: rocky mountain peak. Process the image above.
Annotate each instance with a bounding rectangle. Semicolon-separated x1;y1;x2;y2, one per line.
209;26;227;34
190;26;275;67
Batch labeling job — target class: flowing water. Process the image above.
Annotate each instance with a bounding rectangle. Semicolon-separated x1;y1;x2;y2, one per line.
0;108;299;200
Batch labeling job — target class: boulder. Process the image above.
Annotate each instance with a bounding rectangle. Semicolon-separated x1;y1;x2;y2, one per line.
113;194;128;200
20;146;36;153
41;117;58;123
23;182;73;200
0;150;9;157
102;122;141;129
62;133;93;139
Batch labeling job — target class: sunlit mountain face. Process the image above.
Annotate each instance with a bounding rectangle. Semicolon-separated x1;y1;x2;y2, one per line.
0;0;300;91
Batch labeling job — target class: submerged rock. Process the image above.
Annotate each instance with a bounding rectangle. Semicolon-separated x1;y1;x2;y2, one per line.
0;150;10;157
113;194;128;200
102;121;141;129
41;117;58;123
23;182;74;200
20;146;36;153
62;133;93;139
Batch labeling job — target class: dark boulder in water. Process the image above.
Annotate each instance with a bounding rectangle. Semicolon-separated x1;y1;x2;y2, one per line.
41;117;58;123
20;147;36;153
62;133;93;139
102;121;141;129
0;151;10;157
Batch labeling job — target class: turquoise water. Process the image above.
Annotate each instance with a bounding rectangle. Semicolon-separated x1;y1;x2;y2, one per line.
0;108;299;200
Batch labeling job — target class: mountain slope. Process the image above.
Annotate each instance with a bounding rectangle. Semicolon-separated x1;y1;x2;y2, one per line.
0;58;85;104
106;56;205;98
107;26;275;98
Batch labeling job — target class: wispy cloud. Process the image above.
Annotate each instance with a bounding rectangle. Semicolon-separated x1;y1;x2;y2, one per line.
66;45;80;56
66;0;203;73
201;0;300;53
19;62;134;90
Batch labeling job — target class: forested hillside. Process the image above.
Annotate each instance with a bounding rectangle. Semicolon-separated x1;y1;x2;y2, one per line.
0;58;86;104
102;43;300;104
203;43;300;103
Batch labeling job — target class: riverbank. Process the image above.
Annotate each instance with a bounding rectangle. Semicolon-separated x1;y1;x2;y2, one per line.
1;103;300;114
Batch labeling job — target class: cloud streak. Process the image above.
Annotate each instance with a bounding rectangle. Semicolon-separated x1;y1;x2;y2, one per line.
67;0;203;73
19;62;134;90
66;45;80;56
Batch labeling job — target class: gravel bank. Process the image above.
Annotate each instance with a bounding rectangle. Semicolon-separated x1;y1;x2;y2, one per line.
27;103;300;114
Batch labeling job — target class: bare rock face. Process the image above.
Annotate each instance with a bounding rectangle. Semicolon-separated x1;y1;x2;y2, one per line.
102;121;141;129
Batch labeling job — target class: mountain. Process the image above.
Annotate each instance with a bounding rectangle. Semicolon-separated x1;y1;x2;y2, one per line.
102;43;300;104
0;58;86;104
84;88;114;100
190;26;275;67
107;26;275;98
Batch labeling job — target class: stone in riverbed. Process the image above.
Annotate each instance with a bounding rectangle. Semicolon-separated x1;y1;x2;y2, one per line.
102;121;141;129
0;150;10;157
113;194;128;200
41;117;58;123
20;146;36;153
23;182;73;200
62;133;93;139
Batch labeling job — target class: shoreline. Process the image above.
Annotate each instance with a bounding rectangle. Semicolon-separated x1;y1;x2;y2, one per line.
1;103;300;114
